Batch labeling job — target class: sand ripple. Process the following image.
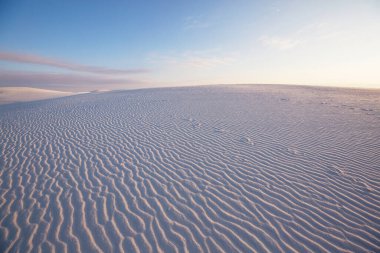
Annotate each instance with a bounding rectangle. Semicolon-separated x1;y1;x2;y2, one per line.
1;85;380;252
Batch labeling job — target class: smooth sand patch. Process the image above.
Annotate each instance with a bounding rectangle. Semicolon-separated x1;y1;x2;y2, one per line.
0;87;76;104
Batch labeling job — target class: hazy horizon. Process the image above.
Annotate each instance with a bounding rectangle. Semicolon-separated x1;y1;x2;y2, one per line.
1;0;380;90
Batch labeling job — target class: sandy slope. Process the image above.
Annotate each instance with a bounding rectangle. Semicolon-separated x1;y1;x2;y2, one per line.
0;85;379;252
0;87;75;104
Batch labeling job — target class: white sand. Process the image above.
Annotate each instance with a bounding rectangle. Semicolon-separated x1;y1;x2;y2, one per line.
0;87;76;104
0;84;379;252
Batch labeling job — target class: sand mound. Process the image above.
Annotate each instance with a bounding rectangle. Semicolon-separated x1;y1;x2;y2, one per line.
0;87;75;104
0;85;379;252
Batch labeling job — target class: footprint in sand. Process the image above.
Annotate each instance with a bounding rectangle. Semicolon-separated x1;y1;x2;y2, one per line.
240;136;253;145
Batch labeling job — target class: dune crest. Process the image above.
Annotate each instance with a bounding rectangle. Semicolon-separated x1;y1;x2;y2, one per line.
0;87;77;104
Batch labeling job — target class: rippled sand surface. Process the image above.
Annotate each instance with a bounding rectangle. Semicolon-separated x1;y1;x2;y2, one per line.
1;85;379;252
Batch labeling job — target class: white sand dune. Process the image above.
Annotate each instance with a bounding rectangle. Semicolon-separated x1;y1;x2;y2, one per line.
0;87;76;104
0;84;379;252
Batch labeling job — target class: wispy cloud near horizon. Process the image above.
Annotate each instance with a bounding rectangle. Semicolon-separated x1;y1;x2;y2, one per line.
259;35;301;50
0;70;142;91
148;49;236;69
0;51;149;75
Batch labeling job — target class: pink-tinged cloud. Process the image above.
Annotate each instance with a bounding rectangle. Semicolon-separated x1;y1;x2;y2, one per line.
0;51;149;75
0;70;142;91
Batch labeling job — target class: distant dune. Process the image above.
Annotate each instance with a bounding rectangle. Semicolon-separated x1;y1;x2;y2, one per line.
0;87;76;104
0;85;379;252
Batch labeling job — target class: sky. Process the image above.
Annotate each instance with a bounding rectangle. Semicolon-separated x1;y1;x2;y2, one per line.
0;0;379;91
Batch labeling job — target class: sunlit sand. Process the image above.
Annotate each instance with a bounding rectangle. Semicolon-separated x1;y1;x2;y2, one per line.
0;84;379;252
0;87;76;105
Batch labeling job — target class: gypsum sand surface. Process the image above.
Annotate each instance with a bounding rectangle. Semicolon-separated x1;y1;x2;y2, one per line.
0;84;379;252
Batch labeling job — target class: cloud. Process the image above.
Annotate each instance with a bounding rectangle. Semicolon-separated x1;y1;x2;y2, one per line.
258;22;340;51
259;35;301;50
183;16;211;30
0;51;149;75
0;70;141;91
148;50;236;69
181;55;233;68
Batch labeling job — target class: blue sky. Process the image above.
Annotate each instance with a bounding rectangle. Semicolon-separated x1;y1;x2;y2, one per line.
0;0;379;90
